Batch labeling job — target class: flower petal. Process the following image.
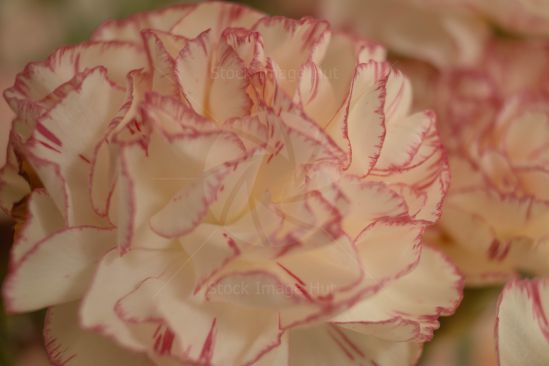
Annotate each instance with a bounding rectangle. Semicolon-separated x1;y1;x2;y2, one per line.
116;266;284;366
92;5;195;43
169;2;263;39
0;149;30;215
516;167;549;201
175;30;212;116
253;16;331;94
149;166;227;238
80;248;184;351
3;226;115;312
10;189;63;262
209;46;252;122
326;61;387;176
336;178;409;238
146;133;247;238
141;29;183;96
297;61;339;126
44;301;150;366
6;42;145;112
288;324;422;366
28;67;125;226
375;110;433;170
355;218;424;283
332;247;462;341
497;279;549;366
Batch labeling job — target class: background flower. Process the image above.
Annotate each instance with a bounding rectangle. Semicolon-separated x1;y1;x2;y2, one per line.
417;40;549;285
320;0;489;68
320;0;549;69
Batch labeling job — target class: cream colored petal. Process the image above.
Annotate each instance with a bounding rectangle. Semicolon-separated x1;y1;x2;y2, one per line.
497;279;549;366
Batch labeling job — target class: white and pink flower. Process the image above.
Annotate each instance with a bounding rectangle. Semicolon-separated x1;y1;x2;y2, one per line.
417;40;549;284
1;2;460;365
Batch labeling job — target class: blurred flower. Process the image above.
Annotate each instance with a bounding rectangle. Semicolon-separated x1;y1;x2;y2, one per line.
1;1;461;364
416;40;549;284
320;0;490;68
320;0;549;69
496;279;549;366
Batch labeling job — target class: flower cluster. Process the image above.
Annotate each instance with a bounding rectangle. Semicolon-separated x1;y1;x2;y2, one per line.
1;2;460;365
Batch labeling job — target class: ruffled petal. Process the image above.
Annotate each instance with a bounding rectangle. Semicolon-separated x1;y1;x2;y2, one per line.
333;247;462;342
92;4;196;43
116;265;284;366
4;226;115;312
326;61;387;176
297;61;338;125
80;248;185;351
175;30;212;116
5;42;145;115
170;2;263;39
142;29;184;96
27;67;125;226
209;46;252;122
253;16;331;94
354;218;424;284
336;177;409;238
375;111;433;171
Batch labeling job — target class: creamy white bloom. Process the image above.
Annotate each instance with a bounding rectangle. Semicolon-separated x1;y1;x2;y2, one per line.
1;2;460;365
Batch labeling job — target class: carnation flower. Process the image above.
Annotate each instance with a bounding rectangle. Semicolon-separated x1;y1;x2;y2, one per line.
496;279;549;366
415;40;549;284
2;2;460;365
